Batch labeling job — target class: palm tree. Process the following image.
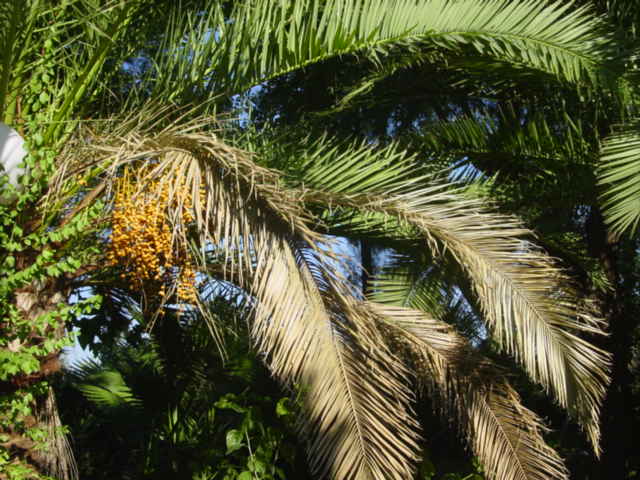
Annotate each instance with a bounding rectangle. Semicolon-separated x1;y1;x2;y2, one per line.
0;1;617;479
399;3;640;474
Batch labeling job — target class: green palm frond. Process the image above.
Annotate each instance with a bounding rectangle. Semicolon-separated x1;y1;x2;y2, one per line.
0;0;143;140
370;303;568;480
419;106;594;168
0;0;67;122
0;1;27;120
597;121;640;234
145;0;615;105
44;1;144;143
70;360;142;409
368;252;451;317
370;253;487;343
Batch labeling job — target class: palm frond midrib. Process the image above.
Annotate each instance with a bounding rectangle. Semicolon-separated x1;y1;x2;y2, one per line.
230;28;604;98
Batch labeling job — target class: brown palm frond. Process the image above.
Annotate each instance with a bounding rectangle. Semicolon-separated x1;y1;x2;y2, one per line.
62;113;420;479
299;180;610;453
195;155;421;478
368;302;569;480
57;111;609;475
249;242;420;479
194;155;420;479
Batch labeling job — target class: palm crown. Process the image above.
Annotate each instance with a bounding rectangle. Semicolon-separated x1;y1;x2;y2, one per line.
0;1;618;479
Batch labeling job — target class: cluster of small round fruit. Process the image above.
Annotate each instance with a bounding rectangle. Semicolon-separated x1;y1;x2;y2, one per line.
107;168;198;304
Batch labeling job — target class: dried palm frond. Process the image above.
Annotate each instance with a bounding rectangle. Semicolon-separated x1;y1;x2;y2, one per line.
249;242;421;479
369;302;568;480
61;113;420;479
295;145;610;453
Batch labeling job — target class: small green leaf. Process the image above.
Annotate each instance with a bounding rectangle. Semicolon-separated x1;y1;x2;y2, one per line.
247;457;267;474
46;265;60;277
275;397;291;417
216;394;247;413
226;429;244;454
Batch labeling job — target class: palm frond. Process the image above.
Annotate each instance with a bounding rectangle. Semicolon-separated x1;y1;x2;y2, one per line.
250;244;420;479
70;360;142;409
64;112;421;479
368;253;450;317
369;302;568;480
197;154;420;479
78;116;610;455
0;1;27;120
370;252;487;343
597;121;640;234
0;0;144;142
419;106;594;169
45;0;146;144
145;0;614;105
293;141;609;453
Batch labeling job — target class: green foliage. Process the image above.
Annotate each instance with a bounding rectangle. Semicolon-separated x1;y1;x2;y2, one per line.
0;1;148;475
598;121;640;234
417;454;484;480
0;82;102;478
0;173;102;477
59;304;310;480
0;1;630;479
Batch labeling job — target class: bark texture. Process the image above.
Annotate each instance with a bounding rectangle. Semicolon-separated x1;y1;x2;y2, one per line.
0;275;74;479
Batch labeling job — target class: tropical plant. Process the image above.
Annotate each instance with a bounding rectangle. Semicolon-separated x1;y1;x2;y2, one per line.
58;300;309;480
246;3;640;477
340;66;640;479
0;1;619;479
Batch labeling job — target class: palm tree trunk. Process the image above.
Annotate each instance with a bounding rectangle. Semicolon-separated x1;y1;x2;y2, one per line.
598;268;635;479
361;239;373;295
586;208;635;479
0;277;71;478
